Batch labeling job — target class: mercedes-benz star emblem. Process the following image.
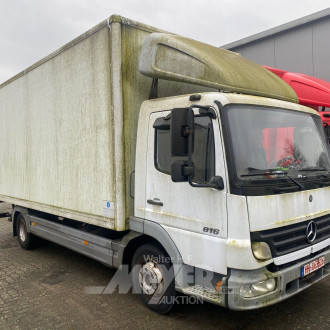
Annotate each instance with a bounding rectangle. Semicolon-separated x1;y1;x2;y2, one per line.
306;221;317;243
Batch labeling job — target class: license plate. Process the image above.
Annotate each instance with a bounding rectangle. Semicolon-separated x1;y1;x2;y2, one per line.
301;256;325;277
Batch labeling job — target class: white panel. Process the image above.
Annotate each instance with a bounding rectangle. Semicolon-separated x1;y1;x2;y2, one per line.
226;194;271;270
163;224;227;274
247;187;330;231
0;27;115;227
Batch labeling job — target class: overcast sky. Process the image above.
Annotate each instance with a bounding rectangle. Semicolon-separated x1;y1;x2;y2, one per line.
0;0;329;84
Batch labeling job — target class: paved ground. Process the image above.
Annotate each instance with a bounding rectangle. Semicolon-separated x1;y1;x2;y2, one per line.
0;202;329;329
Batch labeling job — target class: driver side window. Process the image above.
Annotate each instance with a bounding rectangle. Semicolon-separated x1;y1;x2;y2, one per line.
154;116;215;184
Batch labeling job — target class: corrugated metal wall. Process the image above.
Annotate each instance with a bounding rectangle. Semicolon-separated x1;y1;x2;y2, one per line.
224;12;330;81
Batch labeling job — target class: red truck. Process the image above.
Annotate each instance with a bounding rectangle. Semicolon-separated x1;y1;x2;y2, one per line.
264;66;330;142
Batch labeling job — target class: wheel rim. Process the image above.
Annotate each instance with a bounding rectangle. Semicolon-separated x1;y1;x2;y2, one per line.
139;261;164;296
19;220;27;242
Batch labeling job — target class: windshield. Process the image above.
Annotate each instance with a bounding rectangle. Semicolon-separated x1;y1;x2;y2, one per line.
227;105;330;180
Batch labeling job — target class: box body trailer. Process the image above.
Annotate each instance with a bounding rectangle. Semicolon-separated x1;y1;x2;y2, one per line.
0;16;213;230
1;16;330;314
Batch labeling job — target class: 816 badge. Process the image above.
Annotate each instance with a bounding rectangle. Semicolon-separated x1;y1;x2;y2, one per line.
203;227;219;235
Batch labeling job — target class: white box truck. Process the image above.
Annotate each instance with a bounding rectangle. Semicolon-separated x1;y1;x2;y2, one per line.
1;15;330;314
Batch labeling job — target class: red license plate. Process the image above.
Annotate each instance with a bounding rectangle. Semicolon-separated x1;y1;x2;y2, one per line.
301;256;325;277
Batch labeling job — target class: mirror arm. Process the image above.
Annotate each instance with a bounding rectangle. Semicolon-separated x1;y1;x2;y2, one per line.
148;78;158;99
187;105;195;169
188;179;213;189
188;178;224;190
185;105;224;190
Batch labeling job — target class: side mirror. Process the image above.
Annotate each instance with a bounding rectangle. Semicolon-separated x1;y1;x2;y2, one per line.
210;176;225;190
171;108;194;156
171;161;194;182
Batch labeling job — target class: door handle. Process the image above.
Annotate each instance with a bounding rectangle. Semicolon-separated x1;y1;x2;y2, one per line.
147;199;163;206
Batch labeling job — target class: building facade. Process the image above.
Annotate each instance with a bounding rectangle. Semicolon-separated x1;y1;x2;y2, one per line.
222;8;330;81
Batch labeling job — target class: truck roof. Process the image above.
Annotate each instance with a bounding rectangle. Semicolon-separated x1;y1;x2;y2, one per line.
264;66;330;107
1;15;298;104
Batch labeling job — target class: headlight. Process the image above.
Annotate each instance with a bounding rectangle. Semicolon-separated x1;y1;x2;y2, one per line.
240;278;277;298
252;242;272;261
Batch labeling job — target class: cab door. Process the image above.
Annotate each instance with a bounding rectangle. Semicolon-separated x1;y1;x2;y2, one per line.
144;108;228;273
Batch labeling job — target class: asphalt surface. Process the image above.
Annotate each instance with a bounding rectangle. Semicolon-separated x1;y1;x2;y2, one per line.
0;202;329;329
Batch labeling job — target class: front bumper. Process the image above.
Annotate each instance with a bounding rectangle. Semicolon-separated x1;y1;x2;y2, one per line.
227;247;330;310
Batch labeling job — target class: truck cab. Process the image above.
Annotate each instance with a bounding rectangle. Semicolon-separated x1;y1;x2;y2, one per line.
133;91;330;311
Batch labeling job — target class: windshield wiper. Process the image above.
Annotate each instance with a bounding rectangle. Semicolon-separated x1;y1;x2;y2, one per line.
299;167;330;173
241;168;287;177
241;169;304;189
285;174;304;189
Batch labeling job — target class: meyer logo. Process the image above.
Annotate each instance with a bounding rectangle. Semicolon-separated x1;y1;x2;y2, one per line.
306;221;317;243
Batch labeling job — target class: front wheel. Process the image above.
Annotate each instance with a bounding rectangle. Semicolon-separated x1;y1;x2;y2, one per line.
131;243;176;314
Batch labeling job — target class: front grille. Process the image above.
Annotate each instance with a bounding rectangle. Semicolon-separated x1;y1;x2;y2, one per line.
251;214;330;258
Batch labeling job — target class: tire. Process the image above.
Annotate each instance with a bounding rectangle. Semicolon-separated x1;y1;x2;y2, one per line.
16;214;37;250
131;243;176;314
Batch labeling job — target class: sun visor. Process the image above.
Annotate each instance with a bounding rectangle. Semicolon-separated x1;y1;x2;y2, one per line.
139;33;298;103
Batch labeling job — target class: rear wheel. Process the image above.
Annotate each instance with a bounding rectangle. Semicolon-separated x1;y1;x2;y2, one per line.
16;214;37;250
131;243;176;314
